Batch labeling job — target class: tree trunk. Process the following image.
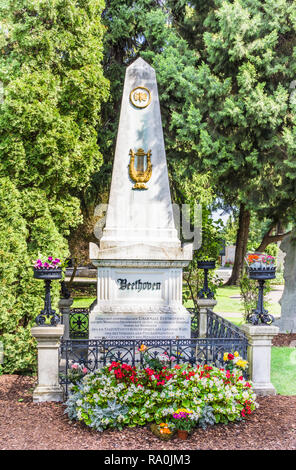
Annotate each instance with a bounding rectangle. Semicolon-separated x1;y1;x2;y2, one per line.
225;203;251;286
256;225;291;252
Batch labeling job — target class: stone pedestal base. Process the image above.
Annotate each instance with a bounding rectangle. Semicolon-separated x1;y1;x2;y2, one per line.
32;384;65;403
196;298;217;337
241;324;279;396
89;261;192;340
31;325;64;403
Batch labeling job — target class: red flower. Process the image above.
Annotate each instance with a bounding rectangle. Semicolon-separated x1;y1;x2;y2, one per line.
228;353;234;360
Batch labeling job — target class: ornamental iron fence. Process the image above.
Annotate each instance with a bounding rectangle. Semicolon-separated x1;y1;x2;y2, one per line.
68;307;89;339
59;308;248;398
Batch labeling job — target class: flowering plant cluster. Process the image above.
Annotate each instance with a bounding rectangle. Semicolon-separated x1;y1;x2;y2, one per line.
65;357;258;434
159;422;172;435
138;344;175;372
150;422;174;440
108;360;174;388
246;253;275;268
33;255;65;269
172;408;195;431
223;351;248;374
60;363;88;386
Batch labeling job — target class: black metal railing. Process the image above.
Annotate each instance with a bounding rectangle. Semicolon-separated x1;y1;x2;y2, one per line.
206;309;246;340
188;308;199;337
60;336;248;397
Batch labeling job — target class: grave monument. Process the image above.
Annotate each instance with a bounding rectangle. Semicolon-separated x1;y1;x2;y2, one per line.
89;57;193;340
277;230;296;333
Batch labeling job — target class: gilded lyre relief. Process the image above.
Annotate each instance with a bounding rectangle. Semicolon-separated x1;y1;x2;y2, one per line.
129;148;152;190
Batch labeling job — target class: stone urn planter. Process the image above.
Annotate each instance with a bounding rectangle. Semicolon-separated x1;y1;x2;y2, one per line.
246;253;276;325
33;257;65;326
33;267;62;281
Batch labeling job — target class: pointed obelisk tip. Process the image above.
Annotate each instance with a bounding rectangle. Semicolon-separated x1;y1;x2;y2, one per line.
127;56;154;71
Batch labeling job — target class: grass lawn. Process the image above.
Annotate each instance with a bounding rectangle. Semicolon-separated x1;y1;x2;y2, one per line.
185;285;281;324
271;347;296;395
72;297;96;308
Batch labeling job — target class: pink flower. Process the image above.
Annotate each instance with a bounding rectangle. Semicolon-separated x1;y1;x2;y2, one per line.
71;364;78;369
82;368;88;374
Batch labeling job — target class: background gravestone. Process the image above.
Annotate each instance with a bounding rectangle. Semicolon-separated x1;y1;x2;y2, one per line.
278;230;296;333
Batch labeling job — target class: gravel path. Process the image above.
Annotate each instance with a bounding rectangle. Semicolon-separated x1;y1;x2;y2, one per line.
1;374;296;450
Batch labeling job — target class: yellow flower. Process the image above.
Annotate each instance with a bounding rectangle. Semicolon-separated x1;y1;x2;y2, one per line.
138;344;148;352
223;353;229;361
176;408;192;414
234;351;239;357
236;359;248;369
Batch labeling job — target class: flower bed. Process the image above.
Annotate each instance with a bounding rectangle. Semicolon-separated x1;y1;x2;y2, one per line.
64;355;258;434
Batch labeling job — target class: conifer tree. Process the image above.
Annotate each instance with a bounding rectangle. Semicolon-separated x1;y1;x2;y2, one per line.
0;0;108;372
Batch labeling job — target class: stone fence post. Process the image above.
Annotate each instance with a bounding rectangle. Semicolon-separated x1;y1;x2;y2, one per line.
196;298;217;337
31;325;65;402
240;324;279;396
59;297;74;340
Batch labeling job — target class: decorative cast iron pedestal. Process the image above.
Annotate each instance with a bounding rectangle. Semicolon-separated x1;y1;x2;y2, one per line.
34;268;62;326
246;267;276;325
197;260;216;299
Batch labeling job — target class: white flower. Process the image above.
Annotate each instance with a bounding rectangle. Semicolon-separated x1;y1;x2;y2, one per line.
242;391;249;400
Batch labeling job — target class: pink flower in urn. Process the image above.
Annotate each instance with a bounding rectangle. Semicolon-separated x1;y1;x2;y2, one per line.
33;256;64;269
71;364;79;369
82;368;88;374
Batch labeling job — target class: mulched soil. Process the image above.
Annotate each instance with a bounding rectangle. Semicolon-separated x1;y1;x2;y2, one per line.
272;333;296;347
1;333;296;451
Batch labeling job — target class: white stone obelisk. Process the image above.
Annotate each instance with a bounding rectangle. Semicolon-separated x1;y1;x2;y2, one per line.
89;58;193;340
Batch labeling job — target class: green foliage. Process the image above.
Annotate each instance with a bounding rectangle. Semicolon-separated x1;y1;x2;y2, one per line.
0;0;108;373
239;271;271;320
167;0;296;226
183;254;223;309
0;177;68;373
198;405;216;430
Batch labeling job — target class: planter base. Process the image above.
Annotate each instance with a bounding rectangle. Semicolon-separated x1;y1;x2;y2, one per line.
177;429;189;440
